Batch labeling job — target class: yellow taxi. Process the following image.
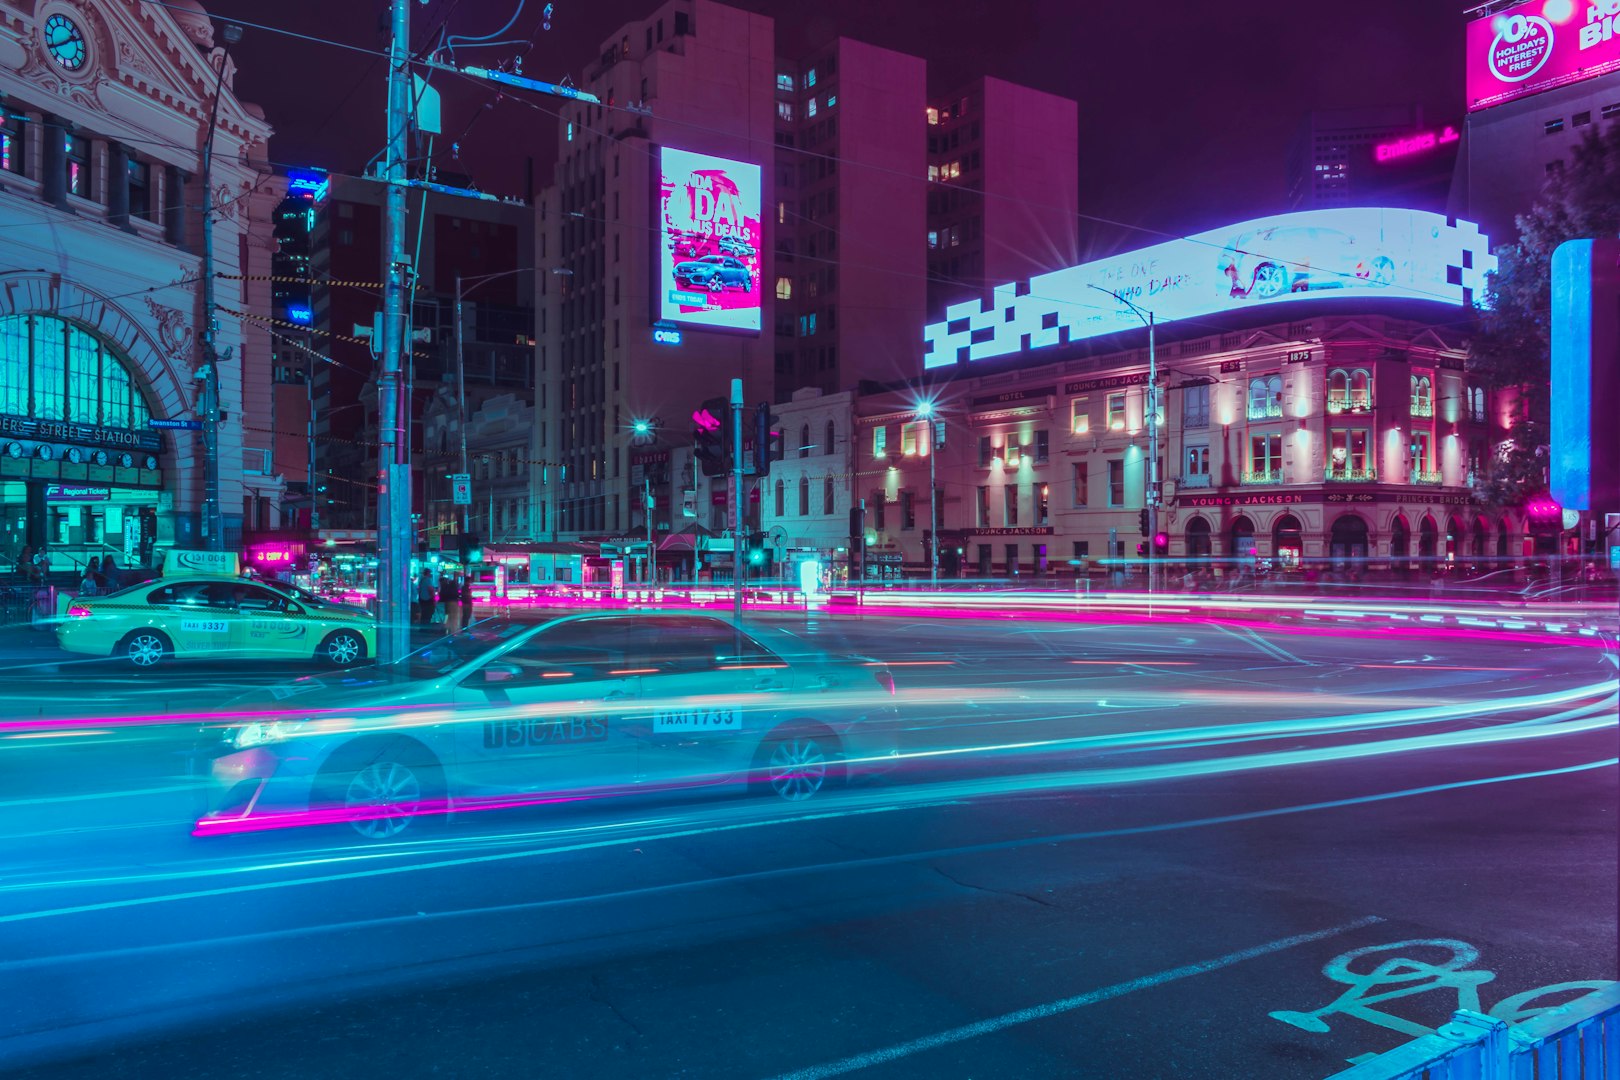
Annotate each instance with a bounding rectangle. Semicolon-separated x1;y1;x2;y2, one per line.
57;551;376;670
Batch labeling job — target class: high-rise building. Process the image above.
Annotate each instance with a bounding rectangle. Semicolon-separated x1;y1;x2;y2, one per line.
772;39;926;398
1285;105;1458;213
307;174;533;535
926;77;1080;318
535;0;777;546
268;170;322;529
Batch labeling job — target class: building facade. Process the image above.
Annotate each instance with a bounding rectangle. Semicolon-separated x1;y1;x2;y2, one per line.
1285;105;1459;214
756;386;855;575
851;312;1518;581
0;0;279;572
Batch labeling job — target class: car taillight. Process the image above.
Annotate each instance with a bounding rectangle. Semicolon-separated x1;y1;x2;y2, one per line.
874;669;895;696
68;605;92;618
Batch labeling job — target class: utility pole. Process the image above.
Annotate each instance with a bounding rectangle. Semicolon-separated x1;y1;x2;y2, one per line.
197;24;240;552
453;275;470;536
646;474;656;587
1088;285;1158;602
731;377;744;618
375;0;412;662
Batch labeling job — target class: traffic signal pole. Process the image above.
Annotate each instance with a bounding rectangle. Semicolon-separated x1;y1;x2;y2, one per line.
375;0;413;663
730;378;745;618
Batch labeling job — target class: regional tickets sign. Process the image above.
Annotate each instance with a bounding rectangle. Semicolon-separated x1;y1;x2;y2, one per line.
657;147;762;333
1466;0;1620;112
922;208;1495;371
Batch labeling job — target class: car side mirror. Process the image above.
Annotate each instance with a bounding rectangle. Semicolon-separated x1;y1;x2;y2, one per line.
480;662;522;684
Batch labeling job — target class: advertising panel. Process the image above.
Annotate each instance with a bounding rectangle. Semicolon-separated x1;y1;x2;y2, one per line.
923;208;1495;371
1466;0;1620;112
657;147;762;333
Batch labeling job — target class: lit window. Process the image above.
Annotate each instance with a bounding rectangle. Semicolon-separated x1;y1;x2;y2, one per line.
872;426;887;458
807;98;817;118
566;121;574;142
776;73;794;92
926;107;939;125
775;276;792;300
1247;433;1283;481
927;230;938;248
826;95;837;108
927;165;939;182
804;69;817;89
1107;393;1126;430
777;101;792;121
901;425;917;456
1071;398;1089;434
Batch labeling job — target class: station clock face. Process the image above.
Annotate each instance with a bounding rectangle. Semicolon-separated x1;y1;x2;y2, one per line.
118;452;134;468
36;445;54;462
65;447;83;465
91;450;109;466
43;14;87;71
5;442;20;459
143;455;158;470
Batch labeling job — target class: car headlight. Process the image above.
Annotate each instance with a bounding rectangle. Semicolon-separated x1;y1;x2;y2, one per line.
231;720;310;749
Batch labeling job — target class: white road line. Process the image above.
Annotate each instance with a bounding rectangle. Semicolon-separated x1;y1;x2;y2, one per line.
765;915;1388;1080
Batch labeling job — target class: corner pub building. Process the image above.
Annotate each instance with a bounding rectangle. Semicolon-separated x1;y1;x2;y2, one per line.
0;0;280;575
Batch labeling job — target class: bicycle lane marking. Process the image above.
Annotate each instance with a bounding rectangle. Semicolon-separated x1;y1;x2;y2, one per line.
764;915;1385;1080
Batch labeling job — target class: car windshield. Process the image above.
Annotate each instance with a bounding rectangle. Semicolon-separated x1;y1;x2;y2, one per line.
396;619;532;678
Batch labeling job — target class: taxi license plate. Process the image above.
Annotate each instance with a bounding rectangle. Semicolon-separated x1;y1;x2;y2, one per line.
180;618;229;633
653;708;741;732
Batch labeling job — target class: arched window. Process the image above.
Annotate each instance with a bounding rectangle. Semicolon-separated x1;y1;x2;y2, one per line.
0;314;153;427
1349;368;1372;411
824;419;836;455
1247;376;1282;419
1326;368;1350;412
799;423;810;458
823;475;835;514
773;479;785;517
1410;375;1433;417
798;475;810;515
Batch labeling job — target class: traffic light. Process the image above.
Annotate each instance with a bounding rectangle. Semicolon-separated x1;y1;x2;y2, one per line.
1136;541;1147;557
693;396;728;477
1152;532;1169;555
1138;508;1151;536
849;505;865;551
754;402;784;477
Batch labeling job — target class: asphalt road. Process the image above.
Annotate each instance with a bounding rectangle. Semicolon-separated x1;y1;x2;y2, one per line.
0;611;1613;1079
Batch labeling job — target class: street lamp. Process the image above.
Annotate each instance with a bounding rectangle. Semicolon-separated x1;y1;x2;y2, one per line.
198;22;243;550
1087;284;1159;600
454;266;571;536
915;400;940;588
631;416;658;587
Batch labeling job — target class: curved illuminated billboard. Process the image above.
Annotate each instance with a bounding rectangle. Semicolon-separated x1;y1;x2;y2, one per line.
657;146;762;334
923;208;1495;370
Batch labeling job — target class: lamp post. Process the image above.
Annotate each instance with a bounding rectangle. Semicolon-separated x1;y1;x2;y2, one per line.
916;400;939;588
198;22;242;551
454;267;569;537
1087;284;1158;600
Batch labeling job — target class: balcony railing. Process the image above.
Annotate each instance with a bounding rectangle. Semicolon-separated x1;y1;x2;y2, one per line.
1246;401;1284;420
1411;468;1443;485
1326;396;1374;415
1409;399;1434;418
1177;473;1212;489
1325;465;1377;482
1243;469;1283;485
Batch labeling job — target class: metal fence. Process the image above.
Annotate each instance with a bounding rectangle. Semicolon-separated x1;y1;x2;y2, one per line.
1327;984;1620;1079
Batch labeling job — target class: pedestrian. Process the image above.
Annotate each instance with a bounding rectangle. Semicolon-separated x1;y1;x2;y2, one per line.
459;572;474;629
100;553;121;592
440;572;461;634
416;568;436;624
86;556;102;589
78;561;99;596
27;548;46;584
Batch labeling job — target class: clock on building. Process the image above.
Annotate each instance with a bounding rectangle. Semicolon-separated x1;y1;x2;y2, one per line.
143;454;158;470
42;14;87;71
36;445;54;462
118;452;134;468
91;449;108;466
65;447;83;464
5;442;21;459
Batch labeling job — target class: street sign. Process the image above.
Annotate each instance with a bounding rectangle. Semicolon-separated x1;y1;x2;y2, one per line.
149;418;203;431
451;473;472;505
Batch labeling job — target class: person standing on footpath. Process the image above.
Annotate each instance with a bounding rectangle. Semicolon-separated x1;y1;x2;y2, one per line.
416;568;436;624
459;572;474;629
440;571;461;635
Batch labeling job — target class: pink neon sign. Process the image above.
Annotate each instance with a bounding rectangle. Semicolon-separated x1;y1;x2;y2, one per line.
1375;126;1460;163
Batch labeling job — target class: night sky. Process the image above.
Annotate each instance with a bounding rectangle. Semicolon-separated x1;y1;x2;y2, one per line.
205;0;1465;254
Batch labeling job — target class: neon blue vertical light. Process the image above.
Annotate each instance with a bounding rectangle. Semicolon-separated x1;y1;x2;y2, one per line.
1549;239;1592;510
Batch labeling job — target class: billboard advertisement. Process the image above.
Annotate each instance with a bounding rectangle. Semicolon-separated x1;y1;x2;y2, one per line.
657;147;762;333
923;208;1496;371
1466;0;1620;112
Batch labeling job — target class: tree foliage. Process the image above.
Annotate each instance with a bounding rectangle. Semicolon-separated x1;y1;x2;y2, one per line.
1468;122;1620;509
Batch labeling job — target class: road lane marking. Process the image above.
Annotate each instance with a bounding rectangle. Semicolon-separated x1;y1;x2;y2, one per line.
765;916;1387;1080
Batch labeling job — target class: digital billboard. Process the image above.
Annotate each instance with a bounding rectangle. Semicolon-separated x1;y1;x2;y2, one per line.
656;147;762;333
1466;0;1620;112
923;208;1495;371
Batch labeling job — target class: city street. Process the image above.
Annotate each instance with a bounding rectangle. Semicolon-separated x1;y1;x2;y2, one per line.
0;611;1612;1078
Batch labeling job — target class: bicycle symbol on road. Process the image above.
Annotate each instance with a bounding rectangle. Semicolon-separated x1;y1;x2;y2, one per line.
1271;938;1615;1039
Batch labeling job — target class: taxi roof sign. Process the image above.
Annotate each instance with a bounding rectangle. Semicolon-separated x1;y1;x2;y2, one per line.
163;549;241;577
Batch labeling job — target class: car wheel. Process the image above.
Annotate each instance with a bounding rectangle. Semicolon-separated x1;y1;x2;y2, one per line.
707;276;725;293
319;630;365;667
320;741;442;840
756;726;843;802
1251;263;1290;299
120;630;171;670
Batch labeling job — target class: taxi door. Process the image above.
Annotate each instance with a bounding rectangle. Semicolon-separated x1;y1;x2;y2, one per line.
154;580;232;657
450;620;642;801
626;617;791;791
230;583;310;659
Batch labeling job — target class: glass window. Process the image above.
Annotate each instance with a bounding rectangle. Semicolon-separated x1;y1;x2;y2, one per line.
66;324;99;423
1328;429;1371;479
775;276;792;300
777;101;793;122
1005;544;1020;575
1107;393;1126;430
1108;459;1124;506
1184;445;1209;476
977;485;989;527
1072;461;1088;506
902;490;915;530
824;420;836;455
32;316;65;420
901;424;918;456
1349;369;1372;411
979;435;993;467
872;426;887;457
0;316;28;415
776;73;794;93
1071;397;1089;434
823;476;835;514
799;424;810;459
1034;429;1049;463
1037;484;1049;526
1410;375;1433;416
1183;383;1210;428
1248;433;1282;480
127;158;150;219
1247;376;1283;419
1003;484;1017;526
64;134;90;199
774;479;785;517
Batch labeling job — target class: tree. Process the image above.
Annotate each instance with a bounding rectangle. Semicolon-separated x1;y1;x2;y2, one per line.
1468;122;1620;509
